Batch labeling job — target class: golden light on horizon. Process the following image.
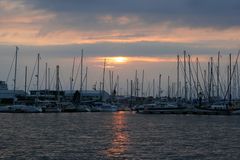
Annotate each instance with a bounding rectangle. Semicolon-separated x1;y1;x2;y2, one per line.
112;57;128;63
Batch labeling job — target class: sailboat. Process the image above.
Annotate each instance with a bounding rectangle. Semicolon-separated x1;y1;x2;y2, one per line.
194;52;240;115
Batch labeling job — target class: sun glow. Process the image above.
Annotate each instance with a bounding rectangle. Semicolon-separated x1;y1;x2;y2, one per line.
112;57;128;63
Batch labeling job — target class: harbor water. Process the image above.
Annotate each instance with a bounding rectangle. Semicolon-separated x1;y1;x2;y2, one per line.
1;112;240;159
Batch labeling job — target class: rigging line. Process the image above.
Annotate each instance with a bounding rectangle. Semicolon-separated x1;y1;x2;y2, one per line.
190;58;203;96
6;53;15;82
27;57;38;91
59;79;63;91
40;72;45;90
224;50;240;100
213;63;225;98
50;69;56;90
60;71;66;90
73;58;81;90
198;61;208;98
179;58;192;90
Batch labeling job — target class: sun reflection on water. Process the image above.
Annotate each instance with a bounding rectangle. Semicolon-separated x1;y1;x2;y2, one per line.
105;112;129;157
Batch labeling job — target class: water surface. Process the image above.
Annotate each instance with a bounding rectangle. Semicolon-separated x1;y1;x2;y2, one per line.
1;112;240;159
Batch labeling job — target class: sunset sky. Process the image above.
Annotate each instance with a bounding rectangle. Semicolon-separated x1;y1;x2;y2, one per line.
0;0;240;96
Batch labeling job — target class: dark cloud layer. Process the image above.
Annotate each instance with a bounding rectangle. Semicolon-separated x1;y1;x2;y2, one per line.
29;0;240;28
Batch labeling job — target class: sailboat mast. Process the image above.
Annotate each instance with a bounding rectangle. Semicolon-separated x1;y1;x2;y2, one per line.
117;75;119;96
196;57;199;98
208;61;210;102
188;55;192;101
184;50;187;100
210;57;214;98
45;63;48;91
130;80;133;107
142;70;144;97
80;50;83;101
127;79;129;96
24;66;27;95
168;75;170;99
70;57;75;92
56;65;60;102
229;53;232;102
177;55;180;99
48;68;51;90
217;51;220;98
153;78;155;98
159;74;162;98
109;70;112;95
101;58;106;100
37;53;40;91
85;67;88;91
134;70;138;97
13;46;19;92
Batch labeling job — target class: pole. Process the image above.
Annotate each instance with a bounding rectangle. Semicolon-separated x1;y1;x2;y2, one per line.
196;57;199;98
127;79;129;96
188;55;192;101
153;78;155;98
70;57;75;92
229;54;232;103
45;63;48;91
56;65;60;102
37;53;40;91
142;70;144;97
184;50;187;101
48;68;50;90
217;51;220;98
177;55;180;98
14;46;18;92
24;66;27;95
168;76;170;99
159;74;162;99
85;67;88;91
101;58;106;100
80;50;83;101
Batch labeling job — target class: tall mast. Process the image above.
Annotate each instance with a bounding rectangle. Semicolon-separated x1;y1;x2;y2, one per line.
80;50;83;101
85;67;88;91
168;75;170;99
101;58;106;100
227;65;229;95
130;80;133;107
184;50;187;100
56;65;60;102
135;70;138;97
196;57;199;98
217;51;220;98
210;57;214;98
117;74;119;96
204;69;207;97
188;55;192;101
48;68;51;90
37;53;40;91
70;57;75;92
208;61;210;102
177;55;180;99
45;63;48;91
159;74;162;98
153;78;155;98
127;79;129;96
141;70;144;97
109;70;112;95
111;71;114;95
229;53;232;103
24;66;27;95
13;46;19;92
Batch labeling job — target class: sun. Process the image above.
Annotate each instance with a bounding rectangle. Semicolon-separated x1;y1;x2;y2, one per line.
112;57;128;63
